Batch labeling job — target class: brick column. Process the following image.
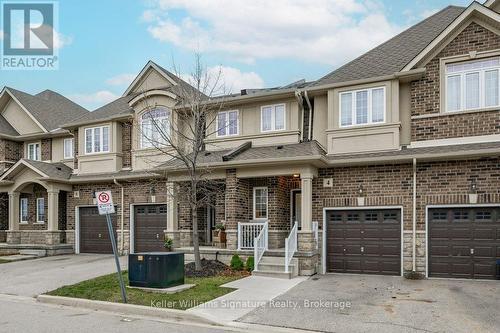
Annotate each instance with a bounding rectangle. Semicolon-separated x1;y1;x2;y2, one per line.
225;169;249;249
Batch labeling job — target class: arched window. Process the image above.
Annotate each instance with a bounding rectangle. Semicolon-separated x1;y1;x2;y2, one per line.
140;108;171;149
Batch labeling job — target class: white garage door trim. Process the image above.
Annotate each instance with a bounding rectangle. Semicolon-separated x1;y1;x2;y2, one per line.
425;203;500;278
129;202;168;254
322;206;404;276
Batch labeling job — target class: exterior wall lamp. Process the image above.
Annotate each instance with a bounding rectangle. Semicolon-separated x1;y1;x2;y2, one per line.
469;180;478;204
357;184;365;206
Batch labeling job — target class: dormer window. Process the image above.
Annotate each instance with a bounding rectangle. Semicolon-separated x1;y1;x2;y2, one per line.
446;57;500;112
27;142;41;161
140;108;171;149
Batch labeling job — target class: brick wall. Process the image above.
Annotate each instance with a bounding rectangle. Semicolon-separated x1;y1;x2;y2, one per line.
122;121;132;168
0;193;8;230
0;139;22;171
19;184;48;230
411;22;500;141
41;138;52;161
66;179;168;233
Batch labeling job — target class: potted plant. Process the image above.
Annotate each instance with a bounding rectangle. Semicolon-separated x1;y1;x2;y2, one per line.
164;237;174;251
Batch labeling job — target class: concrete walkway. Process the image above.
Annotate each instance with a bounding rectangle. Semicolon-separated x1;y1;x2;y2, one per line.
187;276;308;325
0;254;127;297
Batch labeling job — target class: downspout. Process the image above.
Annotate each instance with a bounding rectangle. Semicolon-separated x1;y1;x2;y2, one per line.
304;90;313;141
114;178;125;255
294;90;305;140
412;158;417;272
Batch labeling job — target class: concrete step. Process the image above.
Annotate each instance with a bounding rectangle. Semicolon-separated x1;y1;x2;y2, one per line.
19;249;46;257
0;254;38;262
252;269;293;279
257;263;297;276
260;256;298;265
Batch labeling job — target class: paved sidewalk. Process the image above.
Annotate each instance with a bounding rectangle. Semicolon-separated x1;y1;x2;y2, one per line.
0;254;127;297
187;276;308;325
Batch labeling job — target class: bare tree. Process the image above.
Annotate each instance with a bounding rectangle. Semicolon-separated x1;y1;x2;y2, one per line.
135;55;231;270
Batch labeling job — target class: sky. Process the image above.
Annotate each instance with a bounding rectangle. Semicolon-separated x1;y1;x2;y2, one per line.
0;0;473;110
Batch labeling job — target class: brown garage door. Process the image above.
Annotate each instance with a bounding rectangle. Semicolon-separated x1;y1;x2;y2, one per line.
326;209;401;275
428;207;500;279
134;205;168;253
79;207;117;254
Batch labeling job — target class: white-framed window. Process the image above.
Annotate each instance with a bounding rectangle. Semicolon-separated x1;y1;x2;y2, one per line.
445;57;500;112
20;198;28;223
63;138;74;159
140;108;171;149
339;87;386;127
216;110;239;137
85;125;110;154
36;198;45;223
27;142;41;161
261;104;285;132
253;187;268;220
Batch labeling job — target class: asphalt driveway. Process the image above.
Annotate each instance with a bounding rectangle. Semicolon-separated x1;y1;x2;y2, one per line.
0;254;127;297
240;274;500;333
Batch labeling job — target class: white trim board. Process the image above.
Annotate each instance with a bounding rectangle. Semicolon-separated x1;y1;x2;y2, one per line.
409;134;500;148
424;203;500;278
322;206;404;277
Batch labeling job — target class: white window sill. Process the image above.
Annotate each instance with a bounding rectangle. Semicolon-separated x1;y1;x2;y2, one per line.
412;107;500;119
19;222;28;225
34;222;45;225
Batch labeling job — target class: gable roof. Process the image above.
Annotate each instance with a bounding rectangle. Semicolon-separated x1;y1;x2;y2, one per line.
0;159;73;182
312;5;465;87
0;87;89;133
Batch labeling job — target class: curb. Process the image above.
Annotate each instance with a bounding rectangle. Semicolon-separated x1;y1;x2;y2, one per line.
37;295;220;326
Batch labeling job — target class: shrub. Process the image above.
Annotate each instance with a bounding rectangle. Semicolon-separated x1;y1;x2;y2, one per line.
230;254;244;271
163;237;174;251
245;256;254;272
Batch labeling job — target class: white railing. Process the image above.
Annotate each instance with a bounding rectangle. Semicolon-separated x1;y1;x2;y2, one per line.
312;221;319;250
284;222;298;273
238;221;268;250
253;222;269;272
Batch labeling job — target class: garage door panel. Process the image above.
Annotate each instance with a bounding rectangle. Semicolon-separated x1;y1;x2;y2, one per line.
429;207;500;279
134;205;168;253
80;207;116;254
326;209;401;276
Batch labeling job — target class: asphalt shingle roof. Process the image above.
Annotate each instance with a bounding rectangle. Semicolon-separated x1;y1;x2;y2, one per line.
161;141;326;169
7;88;89;131
22;159;73;179
68;93;139;125
312;5;465;87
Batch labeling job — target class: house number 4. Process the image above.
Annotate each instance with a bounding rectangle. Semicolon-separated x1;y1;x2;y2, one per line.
323;178;333;188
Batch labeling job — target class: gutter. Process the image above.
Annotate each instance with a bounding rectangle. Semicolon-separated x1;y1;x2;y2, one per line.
114;178;125;255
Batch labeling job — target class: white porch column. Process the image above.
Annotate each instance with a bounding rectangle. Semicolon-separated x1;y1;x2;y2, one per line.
300;174;313;232
167;182;178;231
47;190;59;231
8;192;20;231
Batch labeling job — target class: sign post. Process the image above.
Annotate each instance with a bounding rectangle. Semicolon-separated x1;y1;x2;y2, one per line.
96;191;127;303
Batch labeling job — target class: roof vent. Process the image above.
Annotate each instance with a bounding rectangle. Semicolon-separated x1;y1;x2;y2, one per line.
204;152;212;156
276;145;284;150
240;89;247;96
56;167;62;171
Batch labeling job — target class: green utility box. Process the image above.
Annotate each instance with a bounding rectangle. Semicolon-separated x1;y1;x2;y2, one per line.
129;252;184;288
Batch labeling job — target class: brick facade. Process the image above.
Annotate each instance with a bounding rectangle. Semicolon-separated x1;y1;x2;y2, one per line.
411;22;500;141
0;139;22;171
121;121;132;168
41;138;52;161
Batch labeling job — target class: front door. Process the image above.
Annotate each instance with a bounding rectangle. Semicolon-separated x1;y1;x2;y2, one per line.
291;190;301;229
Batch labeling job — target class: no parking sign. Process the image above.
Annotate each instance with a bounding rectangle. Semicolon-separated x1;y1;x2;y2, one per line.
96;191;115;215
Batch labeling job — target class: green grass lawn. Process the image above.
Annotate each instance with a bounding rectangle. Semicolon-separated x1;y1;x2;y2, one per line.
47;271;242;310
0;259;10;264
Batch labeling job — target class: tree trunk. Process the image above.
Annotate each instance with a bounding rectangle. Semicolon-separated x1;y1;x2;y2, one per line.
191;183;202;271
